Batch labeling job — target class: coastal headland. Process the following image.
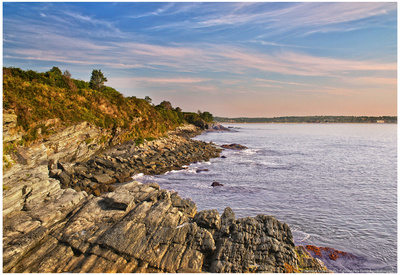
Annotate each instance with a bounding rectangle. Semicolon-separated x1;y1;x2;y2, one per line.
3;67;330;273
3;122;330;273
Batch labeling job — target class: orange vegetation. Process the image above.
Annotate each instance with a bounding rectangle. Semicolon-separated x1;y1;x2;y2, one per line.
305;245;351;261
283;263;299;273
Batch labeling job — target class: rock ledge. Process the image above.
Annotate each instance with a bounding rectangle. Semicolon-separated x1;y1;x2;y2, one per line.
3;180;329;273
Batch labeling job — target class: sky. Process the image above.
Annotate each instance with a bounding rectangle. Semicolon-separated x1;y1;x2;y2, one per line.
3;2;397;117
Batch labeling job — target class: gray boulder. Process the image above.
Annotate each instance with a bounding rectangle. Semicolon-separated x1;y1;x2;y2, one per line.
194;209;221;230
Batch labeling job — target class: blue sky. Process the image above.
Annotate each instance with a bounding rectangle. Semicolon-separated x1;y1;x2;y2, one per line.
3;2;397;117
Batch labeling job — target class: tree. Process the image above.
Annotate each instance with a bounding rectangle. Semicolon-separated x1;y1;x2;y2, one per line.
201;111;213;123
145;96;152;104
63;70;77;91
89;69;107;91
46;67;65;87
196;110;213;123
49;66;62;76
63;70;71;79
158;100;173;110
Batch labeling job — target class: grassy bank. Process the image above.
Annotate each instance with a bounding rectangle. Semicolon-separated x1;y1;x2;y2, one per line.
3;67;215;147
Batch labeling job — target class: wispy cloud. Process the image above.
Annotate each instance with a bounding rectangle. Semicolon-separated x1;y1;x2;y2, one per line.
210;46;396;77
3;2;396;116
246;40;328;50
255;78;317;88
5;23;396;79
342;76;397;87
252;77;379;96
130;3;198;19
293;87;358;96
110;76;209;86
6;4;124;40
129;3;176;19
148;2;396;37
259;2;396;38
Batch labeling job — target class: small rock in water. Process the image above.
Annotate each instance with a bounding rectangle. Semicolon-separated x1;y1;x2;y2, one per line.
196;168;209;173
221;143;248;150
211;181;224;187
220;155;227;158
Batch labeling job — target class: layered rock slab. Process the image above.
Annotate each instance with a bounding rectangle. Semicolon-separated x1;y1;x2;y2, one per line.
3;179;328;273
3;181;210;273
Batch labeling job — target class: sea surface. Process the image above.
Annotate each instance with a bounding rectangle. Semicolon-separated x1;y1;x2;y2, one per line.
134;123;397;272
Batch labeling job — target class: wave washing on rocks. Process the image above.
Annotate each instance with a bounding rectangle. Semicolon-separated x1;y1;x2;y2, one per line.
48;132;222;196
3;123;330;273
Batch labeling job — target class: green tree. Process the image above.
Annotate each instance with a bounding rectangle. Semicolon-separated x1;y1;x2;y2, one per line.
196;110;214;123
157;100;173;110
49;66;62;76
47;67;65;87
145;96;152;104
201;111;213;123
89;69;107;91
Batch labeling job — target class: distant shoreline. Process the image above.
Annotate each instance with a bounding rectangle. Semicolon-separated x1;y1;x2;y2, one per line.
218;122;397;124
215;116;397;124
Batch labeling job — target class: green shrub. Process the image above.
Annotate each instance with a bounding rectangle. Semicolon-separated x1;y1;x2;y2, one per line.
85;138;93;144
99;135;109;144
135;137;144;146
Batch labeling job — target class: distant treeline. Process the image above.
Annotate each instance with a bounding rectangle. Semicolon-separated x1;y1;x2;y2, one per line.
215;116;397;124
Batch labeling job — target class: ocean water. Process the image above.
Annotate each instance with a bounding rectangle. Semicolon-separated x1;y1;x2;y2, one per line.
134;123;397;272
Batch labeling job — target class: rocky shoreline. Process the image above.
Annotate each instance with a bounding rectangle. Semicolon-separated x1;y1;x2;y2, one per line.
48;126;222;197
3;123;330;273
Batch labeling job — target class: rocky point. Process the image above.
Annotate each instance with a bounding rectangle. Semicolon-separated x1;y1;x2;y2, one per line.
3;122;330;273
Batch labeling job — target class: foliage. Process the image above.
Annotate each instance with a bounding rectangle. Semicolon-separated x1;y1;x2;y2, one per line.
3;66;216;150
3;142;16;155
135;137;145;146
89;69;107;91
198;110;213;123
3;67;188;145
3;143;16;170
156;100;173;110
145;96;152;104
183;112;208;129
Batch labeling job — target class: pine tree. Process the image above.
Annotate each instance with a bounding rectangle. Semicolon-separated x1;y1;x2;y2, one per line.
89;69;107;91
